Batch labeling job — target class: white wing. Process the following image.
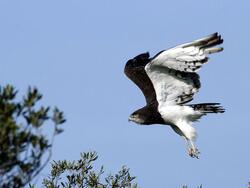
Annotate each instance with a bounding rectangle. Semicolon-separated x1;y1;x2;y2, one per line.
150;33;223;72
145;33;223;106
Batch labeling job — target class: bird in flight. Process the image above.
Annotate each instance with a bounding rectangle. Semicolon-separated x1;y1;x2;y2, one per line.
124;33;224;158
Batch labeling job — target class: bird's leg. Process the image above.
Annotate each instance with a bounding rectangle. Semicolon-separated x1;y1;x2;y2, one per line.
183;137;200;159
187;140;200;159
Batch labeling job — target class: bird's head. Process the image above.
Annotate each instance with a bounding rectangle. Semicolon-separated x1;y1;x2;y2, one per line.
128;112;145;124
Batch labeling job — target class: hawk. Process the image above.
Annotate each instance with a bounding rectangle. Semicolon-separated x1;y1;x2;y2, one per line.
124;33;225;158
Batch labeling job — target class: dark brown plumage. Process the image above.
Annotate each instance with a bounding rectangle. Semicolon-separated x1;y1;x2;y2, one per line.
124;52;164;124
124;52;156;105
124;33;225;158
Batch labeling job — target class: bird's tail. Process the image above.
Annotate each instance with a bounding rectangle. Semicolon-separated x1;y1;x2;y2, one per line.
189;103;225;114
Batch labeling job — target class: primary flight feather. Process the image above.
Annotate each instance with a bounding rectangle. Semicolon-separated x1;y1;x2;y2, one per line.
124;33;224;158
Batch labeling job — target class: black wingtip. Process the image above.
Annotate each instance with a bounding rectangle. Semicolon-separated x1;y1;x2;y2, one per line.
212;32;218;37
200;33;224;49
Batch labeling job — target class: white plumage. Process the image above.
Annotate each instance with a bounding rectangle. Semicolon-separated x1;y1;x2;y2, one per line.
145;33;223;158
125;33;224;158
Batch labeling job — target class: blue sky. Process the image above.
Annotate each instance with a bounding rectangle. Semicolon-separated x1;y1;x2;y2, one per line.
1;0;250;187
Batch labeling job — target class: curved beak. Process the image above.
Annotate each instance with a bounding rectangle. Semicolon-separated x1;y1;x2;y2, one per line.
128;116;132;122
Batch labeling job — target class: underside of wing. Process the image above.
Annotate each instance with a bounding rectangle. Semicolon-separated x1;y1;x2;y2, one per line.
150;33;223;73
145;65;200;105
145;33;223;106
124;52;157;105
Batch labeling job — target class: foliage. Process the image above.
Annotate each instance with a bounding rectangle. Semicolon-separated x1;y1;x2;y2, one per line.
183;186;202;188
0;85;65;188
42;151;137;188
3;84;245;188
